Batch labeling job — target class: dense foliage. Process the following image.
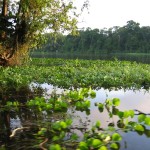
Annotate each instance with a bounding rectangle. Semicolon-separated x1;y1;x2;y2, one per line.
0;0;82;65
0;58;149;92
0;58;150;149
37;20;150;54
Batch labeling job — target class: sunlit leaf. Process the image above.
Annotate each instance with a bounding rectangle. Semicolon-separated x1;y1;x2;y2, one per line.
92;139;102;148
98;103;104;112
78;141;88;150
95;121;101;128
112;133;122;141
129;110;134;118
145;117;150;126
60;121;67;129
138;114;146;123
123;111;130;118
112;98;120;106
105;99;112;106
90;91;96;98
49;144;61;150
110;143;118;149
134;124;144;132
98;146;108;150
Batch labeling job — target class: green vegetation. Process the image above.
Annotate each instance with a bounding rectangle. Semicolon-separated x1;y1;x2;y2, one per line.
1;58;149;91
0;0;84;66
0;58;150;149
36;20;150;54
1;1;149;148
1;88;150;149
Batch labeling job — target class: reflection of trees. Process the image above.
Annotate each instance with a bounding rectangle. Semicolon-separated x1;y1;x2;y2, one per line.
0;111;11;146
0;85;44;148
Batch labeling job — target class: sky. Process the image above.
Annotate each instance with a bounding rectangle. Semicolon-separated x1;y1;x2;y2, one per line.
75;0;150;29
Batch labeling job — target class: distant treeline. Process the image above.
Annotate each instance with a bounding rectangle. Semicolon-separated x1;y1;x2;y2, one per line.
36;20;150;53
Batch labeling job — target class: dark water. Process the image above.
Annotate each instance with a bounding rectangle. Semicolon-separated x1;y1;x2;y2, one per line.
0;84;150;149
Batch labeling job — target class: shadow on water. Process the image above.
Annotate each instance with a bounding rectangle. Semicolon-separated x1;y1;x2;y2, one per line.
0;84;150;149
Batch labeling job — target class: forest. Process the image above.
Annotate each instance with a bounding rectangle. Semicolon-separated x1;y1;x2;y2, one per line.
37;20;150;54
0;0;150;149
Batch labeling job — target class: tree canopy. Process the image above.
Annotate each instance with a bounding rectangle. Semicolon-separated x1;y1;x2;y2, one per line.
38;20;150;54
0;0;82;65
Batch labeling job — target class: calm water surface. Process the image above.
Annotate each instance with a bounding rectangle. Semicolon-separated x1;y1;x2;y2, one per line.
42;84;150;150
1;84;150;150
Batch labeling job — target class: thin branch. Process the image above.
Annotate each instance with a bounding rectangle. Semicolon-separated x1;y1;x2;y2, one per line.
39;138;48;150
10;127;30;138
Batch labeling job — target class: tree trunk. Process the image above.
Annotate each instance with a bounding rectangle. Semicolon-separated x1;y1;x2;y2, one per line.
2;0;8;16
0;0;8;66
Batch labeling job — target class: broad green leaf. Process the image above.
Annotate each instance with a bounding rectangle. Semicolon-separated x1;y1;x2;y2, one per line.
66;119;72;126
98;146;108;150
112;98;120;106
95;121;101;128
105;99;112;106
98;103;104;112
145;117;150;126
112;107;119;115
90;91;96;98
110;143;118;149
49;144;61;150
129;110;134;118
138;114;146;123
78;142;88;150
118;111;124;119
134;124;144;132
92;139;102;148
60;121;67;129
112;133;122;141
123;111;130;118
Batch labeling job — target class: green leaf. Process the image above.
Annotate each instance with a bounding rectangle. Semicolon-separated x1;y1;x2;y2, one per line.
105;99;112;106
98;103;104;112
123;111;130;118
145;117;150;126
98;146;108;150
49;144;61;150
112;98;120;106
134;124;144;132
71;133;79;140
95;121;101;128
110;143;118;149
118;111;124;119
60;121;67;129
78;142;88;150
112;107;119;115
129;110;134;118
92;139;102;148
138;114;146;123
90;91;96;98
112;133;122;141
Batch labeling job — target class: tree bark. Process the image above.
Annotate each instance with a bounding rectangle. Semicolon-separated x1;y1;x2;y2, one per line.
2;0;8;16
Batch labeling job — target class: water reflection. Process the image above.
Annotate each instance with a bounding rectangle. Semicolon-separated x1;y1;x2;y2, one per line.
42;84;150;150
0;83;150;149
